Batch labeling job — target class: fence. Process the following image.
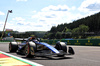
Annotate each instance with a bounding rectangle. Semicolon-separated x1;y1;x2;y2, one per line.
41;39;100;46
0;38;100;46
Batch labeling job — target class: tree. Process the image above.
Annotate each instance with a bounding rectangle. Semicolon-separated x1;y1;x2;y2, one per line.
72;24;89;38
50;26;57;32
72;27;80;38
79;24;89;33
55;32;62;39
62;27;72;38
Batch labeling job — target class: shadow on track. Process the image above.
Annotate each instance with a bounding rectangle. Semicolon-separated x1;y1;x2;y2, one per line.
21;56;73;60
6;52;73;60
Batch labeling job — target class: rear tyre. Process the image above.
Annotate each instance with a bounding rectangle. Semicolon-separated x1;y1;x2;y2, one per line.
55;41;67;57
25;41;36;58
9;42;18;52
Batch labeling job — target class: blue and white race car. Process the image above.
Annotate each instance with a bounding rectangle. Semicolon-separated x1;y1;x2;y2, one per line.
9;37;75;58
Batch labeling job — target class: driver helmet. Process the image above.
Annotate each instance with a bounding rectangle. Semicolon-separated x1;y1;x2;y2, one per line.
30;35;36;40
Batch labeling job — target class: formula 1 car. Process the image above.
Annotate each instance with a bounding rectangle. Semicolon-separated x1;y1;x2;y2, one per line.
9;38;75;58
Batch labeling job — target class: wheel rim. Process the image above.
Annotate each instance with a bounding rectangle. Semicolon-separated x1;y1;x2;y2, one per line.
30;47;34;55
25;44;29;56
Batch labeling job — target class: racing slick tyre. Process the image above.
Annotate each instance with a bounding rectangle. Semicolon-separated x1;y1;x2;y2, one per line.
55;41;67;57
68;47;75;55
25;41;36;58
9;42;18;52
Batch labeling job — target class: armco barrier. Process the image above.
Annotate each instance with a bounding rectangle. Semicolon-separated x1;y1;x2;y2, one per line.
0;40;11;42
0;37;14;42
41;39;100;46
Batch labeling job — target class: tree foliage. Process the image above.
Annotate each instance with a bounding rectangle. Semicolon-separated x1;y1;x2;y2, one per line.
0;31;46;38
44;12;100;39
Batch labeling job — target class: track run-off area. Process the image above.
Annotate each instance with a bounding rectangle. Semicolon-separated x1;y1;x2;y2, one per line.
0;42;100;66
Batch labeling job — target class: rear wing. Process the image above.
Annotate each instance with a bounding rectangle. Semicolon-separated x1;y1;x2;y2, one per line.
14;38;27;42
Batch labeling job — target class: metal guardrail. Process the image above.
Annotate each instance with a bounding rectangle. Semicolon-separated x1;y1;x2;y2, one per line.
0;40;12;42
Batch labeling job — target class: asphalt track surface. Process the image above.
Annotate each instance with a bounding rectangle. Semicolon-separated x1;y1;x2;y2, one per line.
0;42;100;66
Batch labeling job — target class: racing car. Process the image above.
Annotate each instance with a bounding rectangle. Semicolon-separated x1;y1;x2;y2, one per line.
9;37;75;58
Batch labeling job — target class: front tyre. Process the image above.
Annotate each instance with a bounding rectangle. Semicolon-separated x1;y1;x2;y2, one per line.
55;41;67;57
